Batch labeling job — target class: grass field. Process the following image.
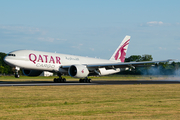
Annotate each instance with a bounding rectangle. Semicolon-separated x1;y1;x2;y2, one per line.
0;76;180;119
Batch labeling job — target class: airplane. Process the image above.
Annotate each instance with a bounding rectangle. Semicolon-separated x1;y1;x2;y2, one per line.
4;35;172;83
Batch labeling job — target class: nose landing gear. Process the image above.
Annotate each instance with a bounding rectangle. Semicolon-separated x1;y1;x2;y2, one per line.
14;67;20;78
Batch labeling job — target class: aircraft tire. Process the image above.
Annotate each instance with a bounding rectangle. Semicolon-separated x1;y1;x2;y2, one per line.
62;78;66;83
83;79;86;83
54;78;66;83
79;79;83;83
54;78;58;83
57;79;61;83
88;79;92;83
15;74;20;78
79;79;91;83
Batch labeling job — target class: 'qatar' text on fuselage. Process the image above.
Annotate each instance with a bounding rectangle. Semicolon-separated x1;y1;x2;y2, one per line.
29;53;61;64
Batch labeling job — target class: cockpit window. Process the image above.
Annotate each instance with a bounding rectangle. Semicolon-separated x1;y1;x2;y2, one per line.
8;54;16;57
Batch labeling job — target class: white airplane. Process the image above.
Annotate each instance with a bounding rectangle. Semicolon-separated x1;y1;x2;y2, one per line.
4;35;171;83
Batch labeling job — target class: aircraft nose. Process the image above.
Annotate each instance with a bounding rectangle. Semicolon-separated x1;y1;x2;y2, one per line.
4;56;14;66
4;56;9;64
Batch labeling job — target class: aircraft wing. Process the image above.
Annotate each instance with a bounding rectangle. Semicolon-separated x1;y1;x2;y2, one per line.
87;59;172;69
61;59;173;69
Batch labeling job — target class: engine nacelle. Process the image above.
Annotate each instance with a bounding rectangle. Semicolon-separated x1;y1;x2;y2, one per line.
68;65;89;78
22;69;43;77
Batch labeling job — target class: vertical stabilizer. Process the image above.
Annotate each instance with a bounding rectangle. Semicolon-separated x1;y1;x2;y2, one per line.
110;35;130;62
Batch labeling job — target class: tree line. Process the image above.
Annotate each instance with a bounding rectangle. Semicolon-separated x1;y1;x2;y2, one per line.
123;55;180;75
0;52;180;76
0;52;14;75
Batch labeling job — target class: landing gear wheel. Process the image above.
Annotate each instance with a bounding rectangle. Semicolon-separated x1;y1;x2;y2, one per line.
88;79;92;83
54;78;58;83
62;78;66;83
53;72;66;83
53;78;66;83
58;79;61;83
79;78;92;83
15;74;20;78
79;79;83;83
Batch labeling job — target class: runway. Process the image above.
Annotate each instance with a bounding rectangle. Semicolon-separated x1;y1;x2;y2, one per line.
0;80;180;86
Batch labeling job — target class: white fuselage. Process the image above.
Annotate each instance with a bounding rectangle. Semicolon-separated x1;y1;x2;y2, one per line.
4;50;119;74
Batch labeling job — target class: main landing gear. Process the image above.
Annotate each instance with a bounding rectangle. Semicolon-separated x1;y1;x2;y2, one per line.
53;73;92;83
54;73;66;83
54;77;66;83
79;78;92;83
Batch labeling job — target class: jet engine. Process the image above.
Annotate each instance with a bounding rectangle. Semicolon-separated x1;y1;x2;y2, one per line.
68;65;89;78
22;69;43;77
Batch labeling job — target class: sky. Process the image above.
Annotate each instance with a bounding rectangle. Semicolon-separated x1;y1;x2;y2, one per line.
0;0;180;61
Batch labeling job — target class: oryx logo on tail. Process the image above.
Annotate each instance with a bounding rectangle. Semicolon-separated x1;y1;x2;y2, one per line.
114;39;130;62
110;35;131;62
